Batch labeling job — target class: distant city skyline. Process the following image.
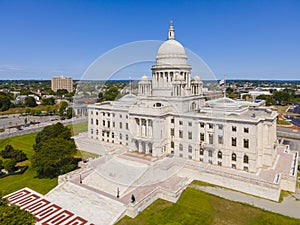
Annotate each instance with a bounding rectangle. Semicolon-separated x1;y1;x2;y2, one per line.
0;0;300;80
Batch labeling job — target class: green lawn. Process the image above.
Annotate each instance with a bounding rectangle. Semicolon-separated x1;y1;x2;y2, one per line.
0;133;57;195
117;187;300;225
69;122;88;136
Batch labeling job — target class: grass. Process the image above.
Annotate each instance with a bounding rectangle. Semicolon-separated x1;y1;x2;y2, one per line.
75;149;100;160
0;133;57;195
117;187;300;225
277;119;291;125
69;122;88;136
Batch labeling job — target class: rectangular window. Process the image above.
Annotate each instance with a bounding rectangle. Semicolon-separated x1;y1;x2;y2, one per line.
102;112;105;116
232;137;237;147
126;115;128;119
218;161;222;166
208;150;213;157
102;120;105;126
171;141;174;148
106;132;109;137
96;112;98;115
209;134;213;144
200;122;204;128
102;131;105;137
113;122;115;128
107;121;110;128
232;164;236;169
218;135;223;144
126;134;128;141
244;166;249;172
112;113;115;117
179;130;183;138
119;122;122;129
200;133;204;142
244;127;249;133
188;155;192;159
232;126;237;132
96;119;98;125
208;160;212;164
208;123;213;129
244;139;249;148
199;158;203;162
188;121;192;126
188;132;192;140
91;111;93;115
126;123;128;130
91;119;93;125
179;120;183;125
179;153;183;157
120;114;122;118
171;128;174;136
171;118;174;123
218;124;223;130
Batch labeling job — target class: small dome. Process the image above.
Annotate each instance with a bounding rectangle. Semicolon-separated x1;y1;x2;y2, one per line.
194;75;200;81
119;94;137;102
141;74;148;81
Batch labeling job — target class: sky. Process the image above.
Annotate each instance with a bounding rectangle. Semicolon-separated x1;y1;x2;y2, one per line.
0;0;300;80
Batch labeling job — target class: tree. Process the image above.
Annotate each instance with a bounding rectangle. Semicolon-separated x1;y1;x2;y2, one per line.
98;92;103;99
0;195;35;225
56;89;68;97
32;123;79;178
41;97;55;105
0;145;27;162
66;108;73;119
256;94;274;106
24;96;37;107
3;159;16;172
0;93;11;111
58;101;68;117
0;159;3;169
103;86;120;101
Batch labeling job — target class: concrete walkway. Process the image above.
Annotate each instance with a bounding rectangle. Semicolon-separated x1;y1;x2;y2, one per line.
190;184;300;219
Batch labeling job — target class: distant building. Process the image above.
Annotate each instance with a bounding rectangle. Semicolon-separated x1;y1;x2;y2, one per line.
51;76;73;93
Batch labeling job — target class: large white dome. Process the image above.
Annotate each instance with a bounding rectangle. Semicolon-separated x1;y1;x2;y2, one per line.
155;22;188;66
156;39;187;66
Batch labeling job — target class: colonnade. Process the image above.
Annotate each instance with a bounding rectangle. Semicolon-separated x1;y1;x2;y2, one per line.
136;118;153;138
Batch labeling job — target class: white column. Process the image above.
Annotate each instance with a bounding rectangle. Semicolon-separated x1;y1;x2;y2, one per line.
146;119;148;137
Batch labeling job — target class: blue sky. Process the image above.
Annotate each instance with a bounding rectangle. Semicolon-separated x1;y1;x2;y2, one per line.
0;0;299;80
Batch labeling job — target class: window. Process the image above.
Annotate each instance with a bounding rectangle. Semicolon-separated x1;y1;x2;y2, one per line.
171;118;174;123
218;161;222;166
96;112;98;115
244;139;249;148
119;133;122;140
170;128;175;136
218;135;223;144
232;126;237;132
188;132;192;140
179;120;183;125
126;115;128;119
106;132;109;137
218;124;223;130
112;113;115;117
119;122;122;129
179;144;183;151
171;141;174;148
113;122;115;128
126;123;128;130
200;122;204;128
112;132;115;138
90;129;93;134
91;119;93;124
200;148;204;155
244;155;249;164
232;137;237;147
179;153;183;157
107;121;110;128
200;158;203;162
102;120;105;126
179;130;183;138
96;129;98;135
244;166;249;172
232;153;237;161
91;111;93;115
217;151;222;159
120;114;122;118
200;133;204;142
208;123;213;129
102;112;105;116
102;131;105;137
96;119;98;125
188;121;192;126
126;134;128;141
188;155;192;159
208;160;212;164
244;127;249;133
107;113;110;117
209;134;213;144
232;164;236;169
208;150;213;157
188;145;192;153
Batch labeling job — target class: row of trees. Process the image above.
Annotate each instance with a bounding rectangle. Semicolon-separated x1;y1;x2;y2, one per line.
32;123;80;178
257;89;299;106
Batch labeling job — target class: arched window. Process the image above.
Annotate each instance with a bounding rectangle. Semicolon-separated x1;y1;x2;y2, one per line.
232;153;236;161
179;143;183;151
188;145;192;153
218;151;222;159
244;155;249;164
200;148;204;155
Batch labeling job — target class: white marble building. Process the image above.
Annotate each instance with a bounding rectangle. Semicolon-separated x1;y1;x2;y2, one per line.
88;22;281;173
